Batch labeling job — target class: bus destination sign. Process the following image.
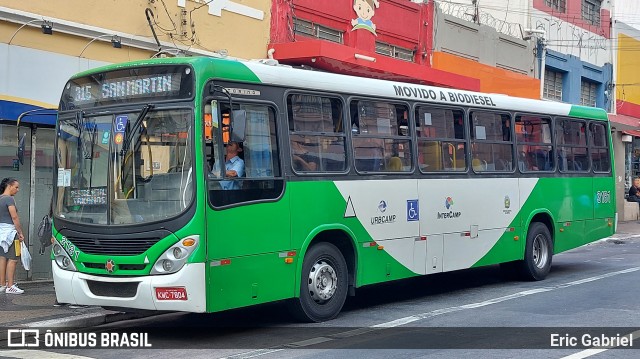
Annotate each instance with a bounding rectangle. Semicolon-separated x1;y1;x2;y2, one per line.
60;66;193;110
93;75;174;101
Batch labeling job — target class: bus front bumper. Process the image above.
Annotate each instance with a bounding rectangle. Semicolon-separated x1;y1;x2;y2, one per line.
52;262;206;312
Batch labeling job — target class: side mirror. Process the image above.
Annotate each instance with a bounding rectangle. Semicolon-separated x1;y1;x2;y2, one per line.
230;110;246;143
17;133;26;165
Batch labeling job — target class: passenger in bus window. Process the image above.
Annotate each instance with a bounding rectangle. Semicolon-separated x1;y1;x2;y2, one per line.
627;177;640;208
212;141;245;190
502;116;511;141
518;151;539;171
386;156;402;171
291;140;318;172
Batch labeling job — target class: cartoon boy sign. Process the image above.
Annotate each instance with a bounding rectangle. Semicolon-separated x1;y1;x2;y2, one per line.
351;0;379;35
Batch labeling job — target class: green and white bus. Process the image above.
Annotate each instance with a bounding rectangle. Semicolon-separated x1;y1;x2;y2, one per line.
52;57;615;322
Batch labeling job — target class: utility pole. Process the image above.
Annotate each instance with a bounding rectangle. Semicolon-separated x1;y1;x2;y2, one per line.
472;0;480;24
525;29;547;99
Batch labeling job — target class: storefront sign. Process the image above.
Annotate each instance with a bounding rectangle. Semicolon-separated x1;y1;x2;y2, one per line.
180;0;264;20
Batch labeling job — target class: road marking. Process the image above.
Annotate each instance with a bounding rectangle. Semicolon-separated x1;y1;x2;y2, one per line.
559;329;640;359
373;266;640;328
559;349;609;359
219;266;640;358
221;349;284;359
0;350;95;359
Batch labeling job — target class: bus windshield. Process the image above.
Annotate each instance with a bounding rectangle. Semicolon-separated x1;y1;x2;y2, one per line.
55;108;194;225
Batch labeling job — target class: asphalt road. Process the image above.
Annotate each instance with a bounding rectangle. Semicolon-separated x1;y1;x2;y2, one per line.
1;235;639;358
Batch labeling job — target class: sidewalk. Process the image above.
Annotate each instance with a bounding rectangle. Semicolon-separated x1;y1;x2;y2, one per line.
0;281;151;328
1;221;639;329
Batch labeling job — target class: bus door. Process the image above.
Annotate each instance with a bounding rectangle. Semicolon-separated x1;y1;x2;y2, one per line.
419;178;521;273
417;179;445;275
205;101;292;312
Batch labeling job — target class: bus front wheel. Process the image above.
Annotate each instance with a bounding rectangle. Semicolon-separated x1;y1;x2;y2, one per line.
291;242;348;322
520;222;553;281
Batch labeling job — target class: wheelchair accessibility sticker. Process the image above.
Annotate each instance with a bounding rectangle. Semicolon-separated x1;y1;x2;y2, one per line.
114;115;128;145
407;199;419;221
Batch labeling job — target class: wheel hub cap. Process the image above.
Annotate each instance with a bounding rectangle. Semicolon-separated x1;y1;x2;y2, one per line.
308;261;338;303
533;234;549;269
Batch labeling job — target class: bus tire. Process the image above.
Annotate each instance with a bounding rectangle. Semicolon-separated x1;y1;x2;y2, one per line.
519;222;553;281
291;242;348;322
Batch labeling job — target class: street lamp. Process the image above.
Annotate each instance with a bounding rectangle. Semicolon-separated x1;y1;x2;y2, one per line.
79;34;123;57
7;19;54;44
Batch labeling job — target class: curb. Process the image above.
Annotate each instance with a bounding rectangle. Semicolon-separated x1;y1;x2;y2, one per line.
24;310;157;328
15;280;53;288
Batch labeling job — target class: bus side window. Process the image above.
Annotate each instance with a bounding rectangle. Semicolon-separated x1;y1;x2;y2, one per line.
515;115;553;172
589;122;611;173
417;107;466;172
351;100;411;173
288;94;347;173
556;118;588;172
208;104;284;207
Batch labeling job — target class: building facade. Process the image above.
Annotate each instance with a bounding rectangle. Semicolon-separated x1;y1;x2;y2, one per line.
612;19;640;217
0;0;271;280
269;0;540;97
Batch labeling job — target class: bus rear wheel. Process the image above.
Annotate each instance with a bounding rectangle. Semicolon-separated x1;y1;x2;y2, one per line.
291;242;348;322
520;222;553;281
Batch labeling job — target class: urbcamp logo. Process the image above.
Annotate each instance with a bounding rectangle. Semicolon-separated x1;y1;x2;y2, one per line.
445;197;454;209
371;200;396;225
105;259;116;273
438;197;461;219
503;195;512;215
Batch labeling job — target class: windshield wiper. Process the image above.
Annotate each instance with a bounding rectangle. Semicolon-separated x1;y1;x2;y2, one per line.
121;104;154;155
75;111;86;188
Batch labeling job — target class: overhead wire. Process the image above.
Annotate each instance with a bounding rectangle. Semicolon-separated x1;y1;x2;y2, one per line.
434;0;640;51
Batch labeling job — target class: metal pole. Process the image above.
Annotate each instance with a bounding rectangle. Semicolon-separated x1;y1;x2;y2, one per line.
538;37;546;100
28;126;37;281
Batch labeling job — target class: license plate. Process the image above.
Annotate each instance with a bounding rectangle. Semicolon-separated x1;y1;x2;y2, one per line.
155;287;188;301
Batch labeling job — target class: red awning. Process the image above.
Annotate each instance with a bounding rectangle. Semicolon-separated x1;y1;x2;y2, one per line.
623;130;640;137
269;40;480;91
610;113;640;131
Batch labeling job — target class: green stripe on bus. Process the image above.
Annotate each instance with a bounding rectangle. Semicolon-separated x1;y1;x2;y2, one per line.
568;105;608;120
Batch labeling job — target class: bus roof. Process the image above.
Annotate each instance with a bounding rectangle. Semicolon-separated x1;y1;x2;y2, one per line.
72;56;609;121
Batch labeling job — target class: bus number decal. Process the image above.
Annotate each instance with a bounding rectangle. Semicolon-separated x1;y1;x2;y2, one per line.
59;236;80;261
596;191;611;204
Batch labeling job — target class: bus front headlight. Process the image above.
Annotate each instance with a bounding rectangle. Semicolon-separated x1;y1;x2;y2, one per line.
53;242;77;272
151;235;199;275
